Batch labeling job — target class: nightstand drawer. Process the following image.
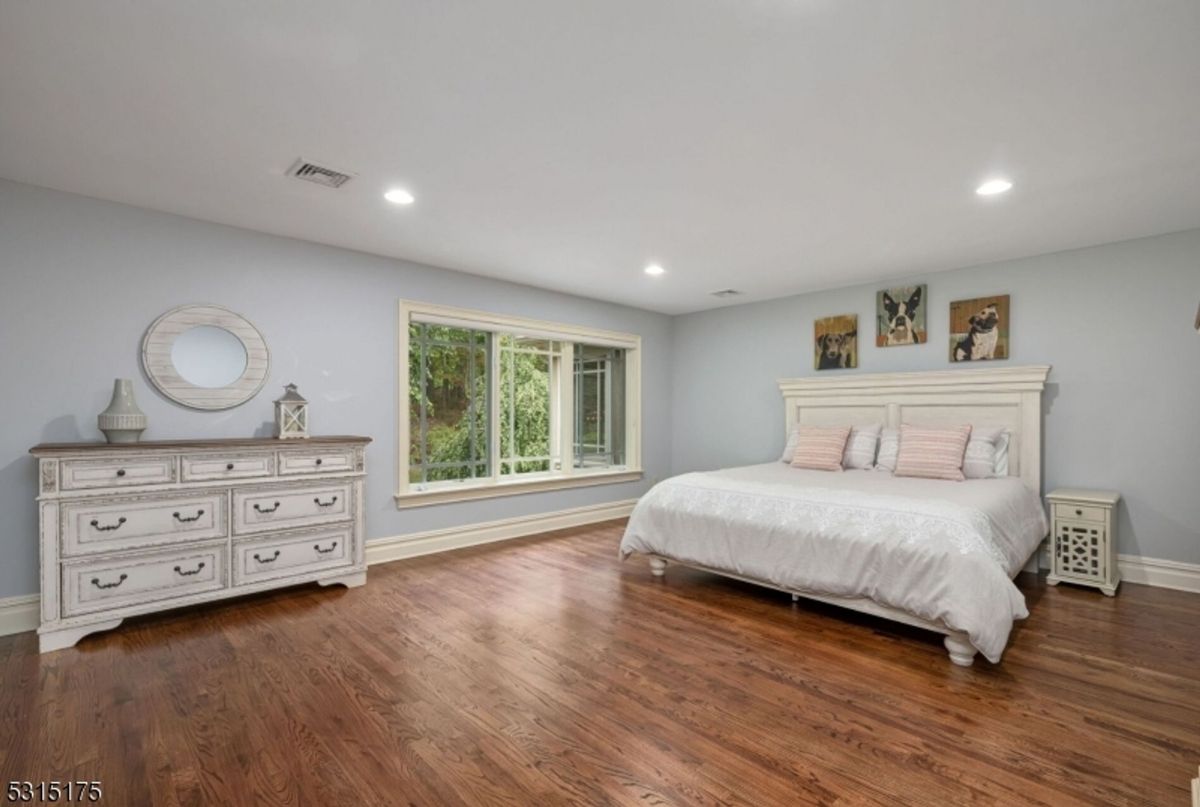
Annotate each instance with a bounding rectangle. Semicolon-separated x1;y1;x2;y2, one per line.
1054;503;1106;523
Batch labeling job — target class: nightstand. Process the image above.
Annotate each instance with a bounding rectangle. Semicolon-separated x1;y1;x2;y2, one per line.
1046;489;1121;596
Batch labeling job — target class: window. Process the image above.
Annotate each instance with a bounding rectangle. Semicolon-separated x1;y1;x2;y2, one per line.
398;301;641;506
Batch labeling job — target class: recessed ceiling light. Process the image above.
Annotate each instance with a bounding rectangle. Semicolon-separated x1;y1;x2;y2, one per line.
384;188;415;205
644;264;665;276
976;179;1013;196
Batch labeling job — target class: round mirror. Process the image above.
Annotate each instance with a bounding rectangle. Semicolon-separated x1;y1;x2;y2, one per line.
170;325;248;388
142;304;270;410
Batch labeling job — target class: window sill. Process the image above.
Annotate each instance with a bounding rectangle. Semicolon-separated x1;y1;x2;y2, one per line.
394;469;644;509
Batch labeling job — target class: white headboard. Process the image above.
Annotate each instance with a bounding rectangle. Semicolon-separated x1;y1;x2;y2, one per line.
778;365;1051;493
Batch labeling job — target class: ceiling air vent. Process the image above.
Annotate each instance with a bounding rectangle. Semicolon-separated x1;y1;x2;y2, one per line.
286;158;355;189
709;289;743;298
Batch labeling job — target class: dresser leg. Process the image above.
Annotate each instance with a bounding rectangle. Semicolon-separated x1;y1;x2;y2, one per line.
38;619;122;654
318;571;366;589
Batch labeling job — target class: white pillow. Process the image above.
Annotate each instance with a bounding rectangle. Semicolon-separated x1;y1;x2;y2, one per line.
963;427;1010;479
842;423;882;470
875;427;899;472
780;427;799;463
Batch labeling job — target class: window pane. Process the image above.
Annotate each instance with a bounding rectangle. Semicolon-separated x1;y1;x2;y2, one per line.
500;334;552;476
574;345;625;469
409;322;489;484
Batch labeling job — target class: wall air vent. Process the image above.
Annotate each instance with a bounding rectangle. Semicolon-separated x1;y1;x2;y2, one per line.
286;158;355;189
709;289;743;298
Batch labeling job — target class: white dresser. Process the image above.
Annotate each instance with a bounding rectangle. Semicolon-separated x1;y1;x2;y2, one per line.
30;436;370;653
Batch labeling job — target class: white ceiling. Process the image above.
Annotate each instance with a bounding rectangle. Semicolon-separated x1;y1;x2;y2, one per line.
2;1;1199;314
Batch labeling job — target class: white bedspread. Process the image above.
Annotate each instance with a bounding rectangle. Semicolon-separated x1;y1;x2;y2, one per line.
619;464;1048;662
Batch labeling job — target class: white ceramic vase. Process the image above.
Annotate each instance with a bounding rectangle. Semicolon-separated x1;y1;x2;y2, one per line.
97;379;148;443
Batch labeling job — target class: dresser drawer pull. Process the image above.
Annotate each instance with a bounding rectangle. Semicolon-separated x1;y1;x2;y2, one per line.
226;463;235;471
91;573;128;590
313;496;339;508
254;502;282;514
315;458;323;466
90;517;127;532
254;550;281;564
116;469;126;477
1075;509;1083;516
172;509;206;524
313;541;339;554
173;562;206;577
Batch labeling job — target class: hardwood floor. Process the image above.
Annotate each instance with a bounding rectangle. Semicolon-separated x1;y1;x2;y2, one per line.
1;520;1197;806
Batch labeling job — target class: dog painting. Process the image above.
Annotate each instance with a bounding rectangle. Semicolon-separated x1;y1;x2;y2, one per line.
814;314;857;370
876;285;926;346
950;295;1009;362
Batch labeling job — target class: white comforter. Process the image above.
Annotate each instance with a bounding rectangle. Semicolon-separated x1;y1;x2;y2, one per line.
619;464;1048;662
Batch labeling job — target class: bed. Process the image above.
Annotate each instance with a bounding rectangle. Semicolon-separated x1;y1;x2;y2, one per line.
620;365;1052;666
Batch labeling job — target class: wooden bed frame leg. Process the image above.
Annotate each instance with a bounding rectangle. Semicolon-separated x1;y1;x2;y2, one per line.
791;593;800;602
648;557;667;577
943;633;977;667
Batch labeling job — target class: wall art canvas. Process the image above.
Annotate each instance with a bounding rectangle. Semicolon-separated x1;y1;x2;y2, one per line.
876;284;926;346
814;314;858;370
949;295;1009;361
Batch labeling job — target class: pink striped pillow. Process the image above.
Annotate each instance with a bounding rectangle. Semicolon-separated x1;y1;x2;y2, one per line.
790;426;851;472
893;424;973;481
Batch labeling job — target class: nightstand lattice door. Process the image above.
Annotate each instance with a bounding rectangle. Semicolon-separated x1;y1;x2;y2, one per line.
1055;521;1106;581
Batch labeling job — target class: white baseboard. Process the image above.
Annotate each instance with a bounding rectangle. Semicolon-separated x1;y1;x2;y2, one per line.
365;498;638;567
0;594;39;638
1118;554;1200;594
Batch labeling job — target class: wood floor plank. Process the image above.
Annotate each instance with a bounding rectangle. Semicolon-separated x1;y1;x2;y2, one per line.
1;519;1197;806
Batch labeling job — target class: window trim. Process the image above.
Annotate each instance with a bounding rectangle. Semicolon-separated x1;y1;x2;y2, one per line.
396;300;642;508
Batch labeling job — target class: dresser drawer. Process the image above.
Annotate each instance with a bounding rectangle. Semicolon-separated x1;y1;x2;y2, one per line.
232;482;352;535
232;526;353;586
61;491;228;556
60;456;176;491
278;447;355;476
181;452;274;482
62;541;227;617
1054;503;1106;523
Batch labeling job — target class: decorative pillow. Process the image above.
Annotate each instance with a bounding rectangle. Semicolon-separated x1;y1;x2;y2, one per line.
790;426;852;471
963;427;1009;479
893;424;972;481
842;423;883;470
875;428;899;472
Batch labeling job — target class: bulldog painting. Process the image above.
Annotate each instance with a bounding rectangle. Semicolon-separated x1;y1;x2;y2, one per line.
949;295;1009;362
876;284;926;346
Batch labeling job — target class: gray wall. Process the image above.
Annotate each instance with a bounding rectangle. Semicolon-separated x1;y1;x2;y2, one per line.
0;180;673;600
671;228;1200;564
3;178;1198;602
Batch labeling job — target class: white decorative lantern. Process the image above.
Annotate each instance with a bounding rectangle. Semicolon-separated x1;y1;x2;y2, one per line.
274;383;309;439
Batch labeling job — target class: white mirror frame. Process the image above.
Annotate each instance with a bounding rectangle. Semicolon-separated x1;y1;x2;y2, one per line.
142;304;270;410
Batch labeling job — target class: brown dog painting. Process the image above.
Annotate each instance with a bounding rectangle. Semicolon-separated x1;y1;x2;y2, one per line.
814;314;858;370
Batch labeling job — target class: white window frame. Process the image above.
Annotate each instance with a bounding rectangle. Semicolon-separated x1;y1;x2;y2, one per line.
396;300;642;508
